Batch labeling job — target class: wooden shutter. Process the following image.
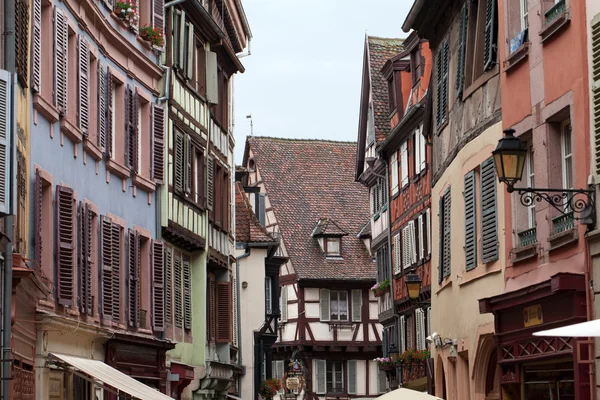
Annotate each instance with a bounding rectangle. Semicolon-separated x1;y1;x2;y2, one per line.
206;155;214;210
0;72;11;216
173;253;182;328
426;208;432;256
178;12;187;68
125;86;133;169
152;240;165;331
183;257;192;330
399;315;406;352
456;4;468;99
592;17;600;176
31;0;42;92
438;194;445;284
319;288;330;322
151;103;165;182
152;0;164;33
442;187;452;279
186;23;195;79
393;233;401;274
351;289;362;322
56;185;75;306
78;37;90;135
391;151;399;195
378;369;387;394
99;216;113;319
131;89;140;172
418;215;424;260
128;230;140;328
174;131;185;194
347;360;357;395
208;275;215;340
54;8;68;115
79;202;92;314
483;0;498;71
206;51;218;104
435;45;443;128
216;281;231;342
314;360;326;395
480;158;499;263
164;247;172;324
416;308;426;350
280;285;288;322
401;141;409;186
275;360;284;381
111;223;121;322
403;226;411;269
34;169;43;270
427;306;432;336
442;40;449;122
464;170;477;271
97;61;106;151
185;135;192;194
410;220;417;265
105;69;113;157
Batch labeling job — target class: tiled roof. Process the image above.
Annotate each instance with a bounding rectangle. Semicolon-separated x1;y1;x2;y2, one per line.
245;137;375;282
367;36;405;143
311;218;348;237
235;182;275;244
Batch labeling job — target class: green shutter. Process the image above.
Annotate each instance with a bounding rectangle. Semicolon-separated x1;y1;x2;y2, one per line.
436;38;450;129
484;0;498;71
442;187;452;279
480;158;499;263
464;171;477;271
438;194;444;284
457;5;468;98
436;45;444;128
592;14;600;176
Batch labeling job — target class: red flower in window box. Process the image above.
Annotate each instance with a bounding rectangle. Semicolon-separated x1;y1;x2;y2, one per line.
139;24;164;47
258;378;282;400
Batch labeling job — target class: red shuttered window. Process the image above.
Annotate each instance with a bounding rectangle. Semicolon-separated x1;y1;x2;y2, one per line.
164;246;172;326
128;230;140;328
56;185;75;306
54;7;68;115
78;202;95;315
99;216;122;323
151;103;165;182
216;281;231;343
78;37;90;135
152;240;165;331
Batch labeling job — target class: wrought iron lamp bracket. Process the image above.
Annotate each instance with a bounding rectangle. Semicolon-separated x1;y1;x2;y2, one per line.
507;185;596;226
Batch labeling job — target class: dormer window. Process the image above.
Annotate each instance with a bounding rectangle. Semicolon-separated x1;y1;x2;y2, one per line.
325;237;341;257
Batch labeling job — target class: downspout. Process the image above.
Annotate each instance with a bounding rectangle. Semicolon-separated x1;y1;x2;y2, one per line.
2;0;15;395
236;246;250;396
236;38;251;59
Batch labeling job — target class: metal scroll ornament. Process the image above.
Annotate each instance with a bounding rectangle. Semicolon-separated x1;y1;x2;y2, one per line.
516;187;595;224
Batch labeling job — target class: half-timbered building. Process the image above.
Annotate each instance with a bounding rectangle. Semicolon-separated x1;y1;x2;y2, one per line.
355;35;403;345
243;136;383;400
161;0;250;398
377;31;434;393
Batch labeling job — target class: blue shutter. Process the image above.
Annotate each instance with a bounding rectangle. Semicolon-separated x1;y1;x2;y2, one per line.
464;171;477;271
484;0;498;71
442;187;452;279
480;158;499;263
456;5;468;98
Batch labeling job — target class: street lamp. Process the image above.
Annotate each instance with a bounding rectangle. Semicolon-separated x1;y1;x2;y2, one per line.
493;129;596;226
388;343;399;363
405;273;422;300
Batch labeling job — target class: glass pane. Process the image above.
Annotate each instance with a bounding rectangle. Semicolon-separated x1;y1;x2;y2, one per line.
330;291;339;321
339;292;348;320
327;238;340;255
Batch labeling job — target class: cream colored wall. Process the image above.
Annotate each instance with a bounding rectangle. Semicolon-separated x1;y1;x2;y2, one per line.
237;246;269;400
430;122;506;398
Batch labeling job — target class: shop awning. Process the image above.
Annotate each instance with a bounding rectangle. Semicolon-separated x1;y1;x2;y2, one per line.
533;319;600;337
227;395;242;400
48;353;174;400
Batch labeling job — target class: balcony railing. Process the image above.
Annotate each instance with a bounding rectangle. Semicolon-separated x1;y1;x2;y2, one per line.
401;361;427;384
517;227;537;247
545;0;566;24
552;212;575;235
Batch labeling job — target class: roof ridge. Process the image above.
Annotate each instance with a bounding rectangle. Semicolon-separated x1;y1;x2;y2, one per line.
247;136;357;145
367;35;405;41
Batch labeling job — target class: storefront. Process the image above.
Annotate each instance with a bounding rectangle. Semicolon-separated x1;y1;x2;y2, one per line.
479;273;591;400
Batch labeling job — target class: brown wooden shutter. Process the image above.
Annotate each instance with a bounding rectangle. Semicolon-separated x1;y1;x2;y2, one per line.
152;240;165;331
132;89;140;173
224;173;230;232
78;37;90;135
464;170;477;271
183;257;192;330
128;229;139;328
594;17;600;176
97;61;106;151
31;0;42;92
54;8;68;115
164;246;172;324
111;223;121;322
125;86;133;168
205;155;214;210
105;69;113;157
34;169;43;271
78;202;93;314
153;0;164;33
56;185;75;306
185;135;192;195
15;0;28;87
174;131;185;194
173;252;183;328
151;103;165;182
207;275;215;341
216;281;231;343
99;215;113;319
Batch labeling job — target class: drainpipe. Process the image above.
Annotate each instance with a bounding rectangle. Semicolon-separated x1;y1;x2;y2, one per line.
3;0;15;395
235;246;249;396
236;38;251;59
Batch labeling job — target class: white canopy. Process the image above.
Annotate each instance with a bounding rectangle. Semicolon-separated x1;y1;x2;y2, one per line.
49;353;174;400
533;319;600;337
376;388;443;400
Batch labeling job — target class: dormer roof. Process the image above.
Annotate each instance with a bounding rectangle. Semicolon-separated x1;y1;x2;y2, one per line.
311;218;348;238
235;182;276;245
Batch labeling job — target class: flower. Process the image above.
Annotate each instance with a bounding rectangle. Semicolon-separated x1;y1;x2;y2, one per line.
258;378;282;399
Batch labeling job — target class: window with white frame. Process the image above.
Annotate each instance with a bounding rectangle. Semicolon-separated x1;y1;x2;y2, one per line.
400;141;409;187
330;290;348;321
325;237;341;257
526;146;535;228
520;0;528;30
391;151;399;195
402;221;416;269
326;361;345;393
265;277;272;315
414;126;426;175
561;120;573;211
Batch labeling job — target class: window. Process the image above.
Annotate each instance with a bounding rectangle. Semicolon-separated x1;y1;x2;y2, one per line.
326;361;345;394
372;182;380;217
330;290;348;321
415;308;426;350
265;277;273;314
464;0;498;88
391;151;399;195
125;87;140;171
438;187;451;283
414;126;426;175
561;121;573;191
67;26;77;122
410;45;423;87
325;237;341;257
402;222;416;269
99;216;123;325
15;0;28;88
376;245;389;282
173;251;192;331
212;68;230;129
526;146;535;228
393;233;401;275
406;315;414;349
174;130;206;208
380;177;388;210
520;0;529;30
56;186;76;307
78;202;97;316
207;278;232;342
435;38;449;129
138;0;151;27
400;140;409;187
398;315;406;352
280;285;288;322
34;169;54;290
195;41;206;96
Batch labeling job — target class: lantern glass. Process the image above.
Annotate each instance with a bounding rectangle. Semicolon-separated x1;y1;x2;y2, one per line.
388;343;399;363
405;273;422;300
492;129;527;189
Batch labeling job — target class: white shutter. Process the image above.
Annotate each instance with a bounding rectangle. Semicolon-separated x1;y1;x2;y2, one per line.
315;360;326;394
414;131;420;174
265;277;272;315
415;308;426;350
419;125;426;172
427;306;432;337
418;215;424;260
399;315;406;352
206;51;218;104
391;151;399;195
401;141;409;186
186;22;194;79
31;0;42;92
280;285;288;322
319;288;330;322
393;234;401;275
410;221;417;265
403;226;411;269
426;208;431;255
78;36;90;134
0;70;13;215
178;11;186;67
351;289;362;322
276;360;285;380
54;7;68;114
378;369;387;394
347;360;357;394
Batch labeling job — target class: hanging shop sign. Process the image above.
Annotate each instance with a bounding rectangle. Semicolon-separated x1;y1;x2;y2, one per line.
523;304;543;328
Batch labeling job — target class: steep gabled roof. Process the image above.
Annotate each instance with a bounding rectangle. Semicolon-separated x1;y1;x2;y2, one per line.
235;182;275;244
245;137;374;282
311;218;348;237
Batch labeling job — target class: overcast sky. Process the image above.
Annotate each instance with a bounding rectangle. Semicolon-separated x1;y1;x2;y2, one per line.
232;0;412;164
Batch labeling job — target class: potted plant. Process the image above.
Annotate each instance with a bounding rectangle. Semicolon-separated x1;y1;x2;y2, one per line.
371;279;390;297
114;0;139;28
400;348;430;364
139;24;164;47
258;378;282;400
374;357;397;371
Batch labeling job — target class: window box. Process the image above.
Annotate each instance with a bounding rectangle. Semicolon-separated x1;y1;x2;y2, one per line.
552;212;574;235
518;227;537;247
372;279;390;297
504;42;530;73
540;1;571;43
548;213;577;250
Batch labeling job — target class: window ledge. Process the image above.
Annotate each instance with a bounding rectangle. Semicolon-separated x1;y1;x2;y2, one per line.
435;276;452;294
33;94;59;123
106;158;131;180
83;139;103;162
503;43;530;73
458;265;502;287
462;66;500;101
548;227;578;251
435;119;449;136
510;243;539;264
540;9;571;43
60;118;83;144
132;173;156;193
